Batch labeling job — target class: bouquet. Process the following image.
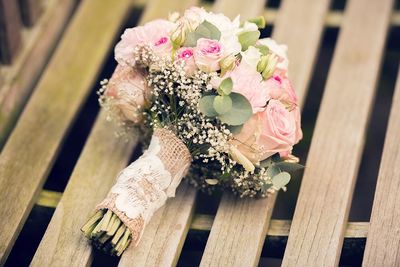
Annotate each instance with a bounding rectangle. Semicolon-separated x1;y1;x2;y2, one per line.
81;7;303;256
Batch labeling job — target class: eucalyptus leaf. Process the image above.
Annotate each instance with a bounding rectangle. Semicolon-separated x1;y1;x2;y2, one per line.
275;162;304;173
272;172;291;189
183;20;221;47
218;92;252;125
267;165;280;178
247;16;266;29
199;95;218;117
227;124;243;134
218;77;233;95
213;95;232;115
238;30;261;51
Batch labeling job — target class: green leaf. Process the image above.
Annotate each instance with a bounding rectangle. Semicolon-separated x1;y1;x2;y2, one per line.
272;172;291;189
183;20;221;47
218;92;252;125
247;16;266;29
227;124;243;134
255;44;269;55
199;95;218;117
238;30;261;51
267;165;280;178
275;162;304;173
260;153;281;168
218;77;233;95
213;95;232;115
218;172;231;181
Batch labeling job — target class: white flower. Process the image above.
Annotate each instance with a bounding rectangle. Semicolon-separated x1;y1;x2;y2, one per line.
241;46;261;70
236;21;259;35
184;7;241;56
257;38;289;74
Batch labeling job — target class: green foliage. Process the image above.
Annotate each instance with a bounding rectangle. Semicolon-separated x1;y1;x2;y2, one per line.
213;95;232;115
218;93;252;125
238;30;261;51
199;95;218;117
217;77;233;95
255;44;269;55
184;20;221;47
275;162;304;173
247;16;266;29
272;172;291;189
227;124;243;134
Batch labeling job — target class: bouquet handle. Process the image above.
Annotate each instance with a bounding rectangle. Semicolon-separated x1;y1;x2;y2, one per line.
82;128;191;255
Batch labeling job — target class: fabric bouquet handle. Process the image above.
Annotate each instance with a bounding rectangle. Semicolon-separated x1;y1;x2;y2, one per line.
82;128;191;255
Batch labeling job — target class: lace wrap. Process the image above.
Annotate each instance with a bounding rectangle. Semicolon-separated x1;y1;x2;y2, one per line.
96;128;192;245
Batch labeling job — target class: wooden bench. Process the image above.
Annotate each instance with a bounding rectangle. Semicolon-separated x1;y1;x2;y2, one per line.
0;0;399;266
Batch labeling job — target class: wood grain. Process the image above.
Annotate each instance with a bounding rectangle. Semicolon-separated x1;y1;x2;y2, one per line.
0;0;132;264
30;111;136;267
0;0;76;148
362;70;400;267
0;0;22;64
32;1;198;266
118;184;196;267
282;0;394;266
200;0;330;266
273;0;331;107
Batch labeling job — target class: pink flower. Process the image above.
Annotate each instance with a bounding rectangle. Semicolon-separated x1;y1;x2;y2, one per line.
264;75;298;105
105;64;151;124
176;47;197;75
231;99;302;164
194;38;224;72
226;64;270;112
115;19;175;66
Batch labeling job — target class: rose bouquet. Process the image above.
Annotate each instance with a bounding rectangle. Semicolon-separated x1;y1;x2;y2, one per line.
81;7;303;256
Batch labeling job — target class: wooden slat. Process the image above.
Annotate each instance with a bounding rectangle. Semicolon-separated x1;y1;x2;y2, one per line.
282;0;394;266
212;0;266;20
19;0;43;26
362;70;400;266
273;0;331;106
0;0;22;64
0;0;76;148
30;111;136;267
118;184;196;267
0;0;132;264
32;1;197;266
200;0;330;266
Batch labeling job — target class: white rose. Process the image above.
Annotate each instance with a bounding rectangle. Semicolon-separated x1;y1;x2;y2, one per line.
257;38;289;74
241;46;261;70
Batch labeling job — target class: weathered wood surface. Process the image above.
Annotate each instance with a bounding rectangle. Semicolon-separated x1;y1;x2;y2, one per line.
0;0;76;148
32;0;197;266
118;184;196;267
282;0;394;266
0;0;132;264
362;70;400;267
212;0;266;20
0;0;22;64
200;0;330;266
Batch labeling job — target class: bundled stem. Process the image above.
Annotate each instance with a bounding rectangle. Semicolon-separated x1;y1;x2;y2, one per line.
81;210;131;256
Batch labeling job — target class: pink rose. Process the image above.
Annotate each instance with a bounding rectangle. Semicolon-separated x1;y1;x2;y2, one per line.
226;64;270;112
105;64;151;123
115;19;175;66
264;75;298;105
231;99;302;164
176;47;197;75
194;38;224;72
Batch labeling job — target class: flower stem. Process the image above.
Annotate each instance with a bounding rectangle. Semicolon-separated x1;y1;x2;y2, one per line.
81;209;132;256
